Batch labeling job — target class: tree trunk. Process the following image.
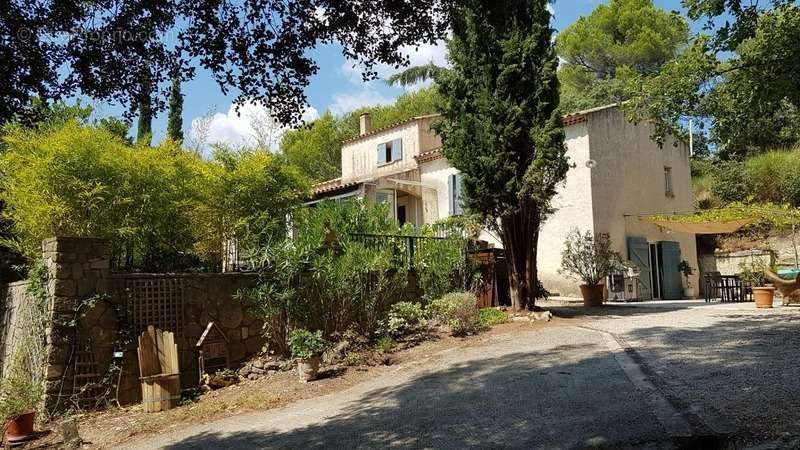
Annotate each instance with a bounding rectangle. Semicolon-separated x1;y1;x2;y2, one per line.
501;203;542;311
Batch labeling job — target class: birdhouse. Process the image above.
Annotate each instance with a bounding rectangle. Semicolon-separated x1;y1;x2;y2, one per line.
195;322;229;384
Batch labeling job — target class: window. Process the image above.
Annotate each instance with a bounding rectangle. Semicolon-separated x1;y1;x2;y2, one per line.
664;167;674;197
376;189;396;220
377;138;403;165
448;173;463;215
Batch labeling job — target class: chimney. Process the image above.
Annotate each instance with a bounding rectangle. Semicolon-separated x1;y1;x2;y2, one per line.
359;113;371;136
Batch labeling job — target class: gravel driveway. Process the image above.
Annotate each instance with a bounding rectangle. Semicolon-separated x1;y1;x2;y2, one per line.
120;301;800;449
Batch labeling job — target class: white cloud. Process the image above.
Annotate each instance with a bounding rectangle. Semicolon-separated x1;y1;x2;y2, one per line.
189;101;319;153
341;39;450;88
328;89;394;116
547;3;554;15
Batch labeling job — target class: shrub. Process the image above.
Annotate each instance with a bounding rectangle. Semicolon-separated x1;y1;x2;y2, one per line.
243;200;411;355
428;292;480;336
376;336;395;353
379;302;427;338
289;329;328;360
0;375;42;420
559;229;623;285
478;308;507;327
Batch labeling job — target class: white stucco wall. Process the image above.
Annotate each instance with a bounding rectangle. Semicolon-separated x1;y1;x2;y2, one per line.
537;121;597;296
586;107;699;294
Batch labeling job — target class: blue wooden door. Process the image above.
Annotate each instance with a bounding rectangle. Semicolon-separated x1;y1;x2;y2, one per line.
627;236;653;300
660;241;683;300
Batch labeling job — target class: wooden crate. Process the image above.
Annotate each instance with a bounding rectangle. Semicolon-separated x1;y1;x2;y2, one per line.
137;326;180;412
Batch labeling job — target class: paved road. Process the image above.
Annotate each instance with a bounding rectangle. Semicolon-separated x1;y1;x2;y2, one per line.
123;325;682;450
123;301;800;449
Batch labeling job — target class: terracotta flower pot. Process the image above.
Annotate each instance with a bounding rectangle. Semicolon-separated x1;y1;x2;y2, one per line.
6;410;35;444
753;286;776;309
297;355;321;382
580;284;604;307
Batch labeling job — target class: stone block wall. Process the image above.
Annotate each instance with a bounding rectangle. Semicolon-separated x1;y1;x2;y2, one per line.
31;237;263;410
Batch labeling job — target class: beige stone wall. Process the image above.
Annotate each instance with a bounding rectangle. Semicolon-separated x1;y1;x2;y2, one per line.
342;121;423;183
537;121;596;296
586;107;699;293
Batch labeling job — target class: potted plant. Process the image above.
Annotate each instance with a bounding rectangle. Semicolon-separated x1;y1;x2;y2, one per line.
560;229;623;307
739;259;775;308
678;260;695;298
290;329;328;382
0;376;42;444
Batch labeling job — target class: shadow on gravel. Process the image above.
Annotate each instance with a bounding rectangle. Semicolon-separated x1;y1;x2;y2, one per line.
163;343;674;450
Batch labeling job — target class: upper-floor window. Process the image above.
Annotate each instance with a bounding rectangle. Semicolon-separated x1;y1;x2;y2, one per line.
664;167;674;197
377;138;403;165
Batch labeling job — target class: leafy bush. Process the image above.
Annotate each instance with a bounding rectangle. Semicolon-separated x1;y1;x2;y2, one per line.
738;259;773;287
560;229;623;285
428;292;480;336
379;302;427;338
478;308;507;327
243;200;411;355
289;329;328;360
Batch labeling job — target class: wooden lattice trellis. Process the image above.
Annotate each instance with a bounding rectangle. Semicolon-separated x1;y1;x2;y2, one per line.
71;340;104;410
126;278;185;336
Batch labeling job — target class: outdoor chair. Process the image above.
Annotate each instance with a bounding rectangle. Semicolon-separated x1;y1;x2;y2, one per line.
764;270;800;305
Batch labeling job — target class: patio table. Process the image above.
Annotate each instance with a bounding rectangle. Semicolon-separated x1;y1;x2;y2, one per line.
704;273;752;303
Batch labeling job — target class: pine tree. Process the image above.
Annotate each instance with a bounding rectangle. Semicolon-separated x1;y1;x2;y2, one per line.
136;68;153;146
435;0;569;311
167;68;184;143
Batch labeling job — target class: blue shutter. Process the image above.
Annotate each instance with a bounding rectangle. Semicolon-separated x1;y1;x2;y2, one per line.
454;174;463;215
627;236;652;301
377;143;386;165
391;138;402;161
448;174;455;215
660;241;683;300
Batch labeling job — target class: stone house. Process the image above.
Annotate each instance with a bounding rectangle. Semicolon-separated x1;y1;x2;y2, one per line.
311;104;698;299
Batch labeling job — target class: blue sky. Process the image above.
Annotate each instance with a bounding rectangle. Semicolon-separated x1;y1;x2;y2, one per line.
88;0;704;148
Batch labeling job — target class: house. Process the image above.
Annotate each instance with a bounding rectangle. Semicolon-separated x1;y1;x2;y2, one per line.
310;104;699;299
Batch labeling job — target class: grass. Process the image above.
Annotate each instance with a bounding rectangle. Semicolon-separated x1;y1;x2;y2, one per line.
377;336;395;353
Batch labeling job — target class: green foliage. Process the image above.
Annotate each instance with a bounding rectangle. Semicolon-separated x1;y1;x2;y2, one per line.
167;70;184;143
556;0;689;113
649;202;800;231
477;308;507;328
428;292;480;336
379;301;427;338
136;69;153;147
0;375;43;419
242;200;411;354
434;1;568;310
560;229;624;285
412;225;474;301
376;336;395;353
387;63;447;88
0;120;308;270
628;5;800;156
738;259;771;287
289;329;328;360
280;87;440;182
678;260;694;278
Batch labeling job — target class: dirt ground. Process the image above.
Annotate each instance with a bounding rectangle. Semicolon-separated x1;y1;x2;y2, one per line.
35;318;567;449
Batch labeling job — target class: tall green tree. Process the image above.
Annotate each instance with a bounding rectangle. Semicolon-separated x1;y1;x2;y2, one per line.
136;69;153;146
435;0;569;310
556;0;689;113
167;69;184;143
628;3;800;157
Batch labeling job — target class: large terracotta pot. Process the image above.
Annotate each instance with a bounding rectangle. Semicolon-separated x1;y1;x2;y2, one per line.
5;410;35;444
753;286;776;308
297;355;321;382
580;284;604;307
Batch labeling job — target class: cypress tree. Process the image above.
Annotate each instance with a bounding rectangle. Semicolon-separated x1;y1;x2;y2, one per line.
167;68;184;143
136;68;153;146
435;0;569;310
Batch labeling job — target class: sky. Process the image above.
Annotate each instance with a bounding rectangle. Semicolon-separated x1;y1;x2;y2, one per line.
86;0;705;150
